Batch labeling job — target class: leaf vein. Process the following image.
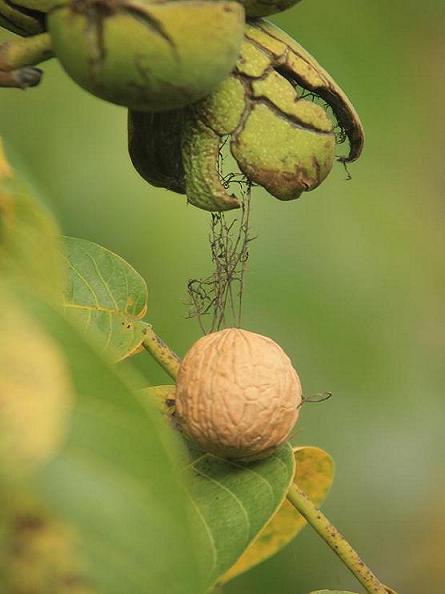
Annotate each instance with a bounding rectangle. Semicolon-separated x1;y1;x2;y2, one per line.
103;310;113;351
192;466;251;546
64;256;99;306
187;493;218;572
88;252;120;310
224;459;276;501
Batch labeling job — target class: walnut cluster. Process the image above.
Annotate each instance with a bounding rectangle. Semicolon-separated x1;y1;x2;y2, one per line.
175;328;302;460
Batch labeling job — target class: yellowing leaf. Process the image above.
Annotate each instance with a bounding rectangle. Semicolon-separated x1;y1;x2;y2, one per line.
141;384;176;415
0;140;12;178
0;147;65;297
0;287;73;481
310;590;356;594
309;591;360;594
1;501;96;594
222;445;334;582
63;236;149;361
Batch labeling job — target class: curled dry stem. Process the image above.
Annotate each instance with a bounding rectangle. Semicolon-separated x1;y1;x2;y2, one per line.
187;182;253;334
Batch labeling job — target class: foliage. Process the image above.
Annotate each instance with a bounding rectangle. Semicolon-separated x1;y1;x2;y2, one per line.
63;235;149;361
0;2;396;587
0;144;340;593
223;446;334;582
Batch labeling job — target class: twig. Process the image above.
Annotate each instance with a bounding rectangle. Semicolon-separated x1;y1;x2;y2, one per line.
286;484;393;594
142;326;180;380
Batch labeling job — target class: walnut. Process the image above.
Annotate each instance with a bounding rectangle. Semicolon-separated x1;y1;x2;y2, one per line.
175;328;302;460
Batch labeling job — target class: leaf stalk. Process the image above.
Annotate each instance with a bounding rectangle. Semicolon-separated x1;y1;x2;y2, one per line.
142;325;180;380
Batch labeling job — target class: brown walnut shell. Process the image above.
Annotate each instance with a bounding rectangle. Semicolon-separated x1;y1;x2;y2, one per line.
175;328;302;460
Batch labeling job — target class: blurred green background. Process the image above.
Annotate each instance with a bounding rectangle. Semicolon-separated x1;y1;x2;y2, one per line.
1;1;444;592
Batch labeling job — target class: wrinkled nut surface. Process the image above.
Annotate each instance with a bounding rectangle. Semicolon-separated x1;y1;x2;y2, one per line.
176;328;302;460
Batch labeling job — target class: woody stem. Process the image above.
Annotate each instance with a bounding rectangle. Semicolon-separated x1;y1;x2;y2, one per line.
286;484;393;594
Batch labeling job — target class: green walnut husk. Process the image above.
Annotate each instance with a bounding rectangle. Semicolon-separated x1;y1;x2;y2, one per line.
129;109;187;193
238;0;302;17
0;0;50;35
128;19;364;211
0;0;52;91
47;0;245;111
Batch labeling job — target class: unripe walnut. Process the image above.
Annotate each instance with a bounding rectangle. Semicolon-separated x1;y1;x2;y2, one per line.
47;0;245;112
176;328;302;460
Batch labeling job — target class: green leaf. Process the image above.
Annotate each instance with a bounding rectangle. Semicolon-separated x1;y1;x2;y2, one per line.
63;236;149;361
309;591;360;593
222;446;334;582
141;385;298;591
185;442;295;590
0;141;65;296
2;285;204;594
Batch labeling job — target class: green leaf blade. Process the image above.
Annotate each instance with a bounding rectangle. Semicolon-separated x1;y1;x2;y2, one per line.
186;443;295;589
63;236;149;361
222;446;334;582
2;286;204;594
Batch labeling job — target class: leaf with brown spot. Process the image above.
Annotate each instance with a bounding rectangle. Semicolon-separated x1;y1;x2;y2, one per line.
1;502;96;594
140;384;176;416
222;446;334;582
63;236;149;361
